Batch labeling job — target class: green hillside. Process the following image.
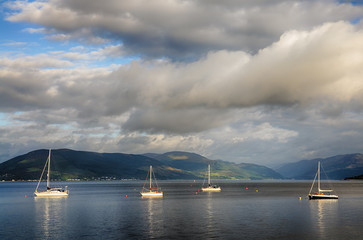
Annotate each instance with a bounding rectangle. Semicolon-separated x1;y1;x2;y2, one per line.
146;151;283;180
0;149;194;181
0;149;283;181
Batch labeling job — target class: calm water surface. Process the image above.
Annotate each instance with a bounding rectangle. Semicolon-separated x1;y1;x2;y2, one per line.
1;180;363;239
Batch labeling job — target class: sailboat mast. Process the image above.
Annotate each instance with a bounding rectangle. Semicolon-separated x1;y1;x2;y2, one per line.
47;149;51;189
150;165;152;190
208;164;211;185
318;161;320;193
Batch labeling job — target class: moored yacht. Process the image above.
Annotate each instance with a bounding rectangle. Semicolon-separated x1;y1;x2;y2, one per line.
308;161;338;200
202;164;221;192
34;149;69;197
140;165;163;197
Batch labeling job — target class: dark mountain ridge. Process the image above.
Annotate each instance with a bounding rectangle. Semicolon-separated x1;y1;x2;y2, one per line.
0;149;282;181
276;153;363;180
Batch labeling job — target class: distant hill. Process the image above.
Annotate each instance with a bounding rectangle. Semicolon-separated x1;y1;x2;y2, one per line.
145;151;283;180
144;151;210;171
0;149;194;181
276;153;363;180
0;149;282;181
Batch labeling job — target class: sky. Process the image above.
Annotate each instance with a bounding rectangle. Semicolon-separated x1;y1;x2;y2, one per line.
1;0;363;167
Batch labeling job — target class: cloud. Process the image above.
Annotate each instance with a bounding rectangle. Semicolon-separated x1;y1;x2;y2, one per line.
2;21;363;133
23;27;45;34
116;133;214;155
161;22;363;110
123;107;233;134
91;44;126;59
116;22;363;133
231;122;298;143
2;1;363;165
1;55;72;69
1;41;28;46
6;0;363;59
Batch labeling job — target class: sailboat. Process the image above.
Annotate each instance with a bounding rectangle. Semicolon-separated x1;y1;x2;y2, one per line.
140;165;163;197
202;164;221;192
308;161;338;200
34;149;69;197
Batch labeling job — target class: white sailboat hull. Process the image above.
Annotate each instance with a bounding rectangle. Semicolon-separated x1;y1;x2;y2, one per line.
140;191;163;197
34;190;69;197
202;187;221;192
308;194;338;200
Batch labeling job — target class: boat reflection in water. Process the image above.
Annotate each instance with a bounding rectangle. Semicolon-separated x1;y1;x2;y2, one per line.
146;197;164;237
205;192;215;233
34;197;68;239
309;198;338;238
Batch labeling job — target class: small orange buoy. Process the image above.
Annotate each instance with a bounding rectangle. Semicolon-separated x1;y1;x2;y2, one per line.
125;195;128;198
25;195;27;198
